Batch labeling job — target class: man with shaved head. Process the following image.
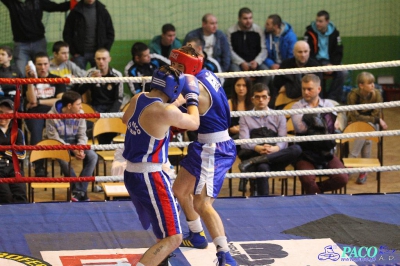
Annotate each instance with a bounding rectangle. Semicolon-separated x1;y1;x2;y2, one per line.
272;40;322;106
183;13;231;72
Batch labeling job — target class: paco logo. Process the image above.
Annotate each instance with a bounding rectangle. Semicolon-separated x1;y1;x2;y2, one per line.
0;252;51;266
318;245;397;263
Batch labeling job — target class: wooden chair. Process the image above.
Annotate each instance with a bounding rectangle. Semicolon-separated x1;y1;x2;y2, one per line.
282;101;297;119
275;92;301;109
28;139;71;202
81;103;98;124
121;102;130;112
82;90;92;104
340;121;383;192
286;117;295;136
279;118;297;195
93;118;127;176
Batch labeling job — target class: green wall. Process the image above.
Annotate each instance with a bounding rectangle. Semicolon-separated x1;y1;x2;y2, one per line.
342;36;400;84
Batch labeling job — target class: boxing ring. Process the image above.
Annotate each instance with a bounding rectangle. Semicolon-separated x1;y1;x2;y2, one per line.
0;62;400;265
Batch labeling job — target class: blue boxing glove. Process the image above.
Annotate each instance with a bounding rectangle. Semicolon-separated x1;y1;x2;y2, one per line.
182;74;200;107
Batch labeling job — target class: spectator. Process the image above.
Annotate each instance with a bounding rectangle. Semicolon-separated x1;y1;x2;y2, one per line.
63;0;115;70
227;7;269;85
0;0;71;76
291;74;348;194
238;83;301;196
347;72;387;184
0;45;24;111
149;23;182;58
72;48;122;144
228;77;253;140
124;42;168;95
272;41;322;104
49;41;87;90
73;48;122;113
24;52;66;177
186;37;223;78
304;10;345;102
46;91;97;201
264;14;297;70
183;13;231;72
0;99;27;204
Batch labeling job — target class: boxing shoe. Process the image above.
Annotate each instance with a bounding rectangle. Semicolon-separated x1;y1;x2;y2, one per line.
180;230;208;249
215;251;237;266
238;155;269;172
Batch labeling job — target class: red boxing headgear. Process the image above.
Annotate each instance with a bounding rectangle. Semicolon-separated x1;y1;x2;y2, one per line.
169;49;204;76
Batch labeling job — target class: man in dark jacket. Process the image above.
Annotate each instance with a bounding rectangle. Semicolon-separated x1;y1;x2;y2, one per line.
291;74;348;194
227;7;269;86
72;48;122;144
0;99;27;204
63;0;114;70
304;10;345;102
1;0;71;76
273;41;322;100
0;45;24;113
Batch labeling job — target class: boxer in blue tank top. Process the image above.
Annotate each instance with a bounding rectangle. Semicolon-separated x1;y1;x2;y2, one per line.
170;46;237;266
122;65;200;266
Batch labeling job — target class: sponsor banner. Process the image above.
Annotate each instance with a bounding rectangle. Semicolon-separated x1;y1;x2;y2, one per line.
0;252;51;266
39;238;359;266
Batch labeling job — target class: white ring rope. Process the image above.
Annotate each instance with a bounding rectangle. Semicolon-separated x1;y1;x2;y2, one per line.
230;101;400;117
101;101;400;119
69;60;400;84
91;129;400;151
94;165;400;182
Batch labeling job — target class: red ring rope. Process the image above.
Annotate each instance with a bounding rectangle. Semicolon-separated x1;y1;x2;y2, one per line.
0;177;96;184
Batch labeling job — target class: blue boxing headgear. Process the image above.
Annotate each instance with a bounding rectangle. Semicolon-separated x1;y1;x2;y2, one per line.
150;66;185;103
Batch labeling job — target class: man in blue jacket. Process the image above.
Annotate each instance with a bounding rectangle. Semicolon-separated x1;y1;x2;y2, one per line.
304;10;345;103
264;14;297;70
183;13;231;72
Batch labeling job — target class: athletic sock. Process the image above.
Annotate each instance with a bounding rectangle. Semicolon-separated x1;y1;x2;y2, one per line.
213;236;229;252
187;217;203;233
136;262;145;266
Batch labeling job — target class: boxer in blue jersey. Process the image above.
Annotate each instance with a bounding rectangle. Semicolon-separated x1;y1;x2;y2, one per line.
122;65;200;266
170;46;237;266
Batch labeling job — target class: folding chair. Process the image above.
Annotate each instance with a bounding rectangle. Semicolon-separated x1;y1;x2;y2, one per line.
28;139;71;202
93;117;127;176
274;92;301;109
81;103;98;124
121;102;130;112
340;121;383;192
